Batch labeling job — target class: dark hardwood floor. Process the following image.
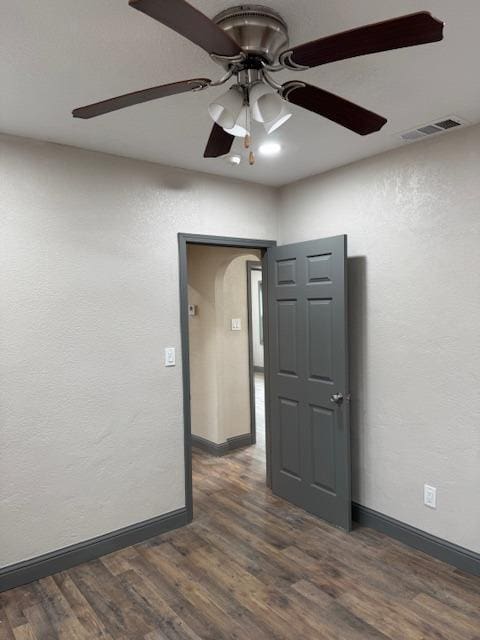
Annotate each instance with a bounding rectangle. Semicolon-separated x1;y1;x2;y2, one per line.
1;416;479;638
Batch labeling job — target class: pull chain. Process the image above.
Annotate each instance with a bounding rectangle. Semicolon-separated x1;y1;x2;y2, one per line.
244;102;255;165
244;104;250;149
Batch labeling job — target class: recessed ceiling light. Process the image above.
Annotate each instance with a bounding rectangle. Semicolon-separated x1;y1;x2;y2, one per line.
259;142;281;156
228;155;241;165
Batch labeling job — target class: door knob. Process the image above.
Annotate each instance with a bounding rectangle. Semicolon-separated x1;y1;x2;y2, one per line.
330;393;344;405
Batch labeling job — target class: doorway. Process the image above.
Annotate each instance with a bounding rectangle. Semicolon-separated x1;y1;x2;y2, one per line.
179;232;351;531
178;234;276;522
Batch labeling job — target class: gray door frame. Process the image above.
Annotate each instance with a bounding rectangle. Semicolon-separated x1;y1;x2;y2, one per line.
246;260;264;445
178;233;276;522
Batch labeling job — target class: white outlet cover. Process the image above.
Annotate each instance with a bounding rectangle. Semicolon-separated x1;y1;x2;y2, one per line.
424;484;437;509
231;318;241;331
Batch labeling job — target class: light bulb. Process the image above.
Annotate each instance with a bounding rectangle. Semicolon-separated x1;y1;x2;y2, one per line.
259;142;281;156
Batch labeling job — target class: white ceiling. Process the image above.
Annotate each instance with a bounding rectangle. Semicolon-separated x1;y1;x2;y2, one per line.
2;1;480;186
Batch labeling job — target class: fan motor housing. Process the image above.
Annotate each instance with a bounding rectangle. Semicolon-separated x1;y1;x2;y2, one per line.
213;5;289;65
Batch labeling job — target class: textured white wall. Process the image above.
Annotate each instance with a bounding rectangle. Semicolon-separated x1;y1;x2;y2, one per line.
279;125;480;553
0;134;277;567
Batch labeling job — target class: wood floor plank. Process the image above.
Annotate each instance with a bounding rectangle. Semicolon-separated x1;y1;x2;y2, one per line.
291;580;391;640
0;607;16;640
126;552;232;640
34;577;87;640
144;631;170;640
11;625;37;640
100;547;142;577
140;542;268;640
282;545;453;639
122;570;201;640
68;560;151;639
136;544;270;640
1;587;36;630
52;573;113;640
116;569;202;640
1;396;479;640
187;542;331;640
410;593;480;639
23;604;59;640
159;540;276;640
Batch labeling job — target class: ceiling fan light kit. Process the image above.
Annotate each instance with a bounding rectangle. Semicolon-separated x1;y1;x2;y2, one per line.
72;1;444;165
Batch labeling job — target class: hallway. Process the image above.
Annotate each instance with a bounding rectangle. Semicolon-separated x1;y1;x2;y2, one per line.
1;435;479;639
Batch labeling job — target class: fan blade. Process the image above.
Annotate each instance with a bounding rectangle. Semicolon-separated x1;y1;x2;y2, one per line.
282;12;444;69
72;78;210;119
129;0;242;57
204;123;234;158
280;82;387;135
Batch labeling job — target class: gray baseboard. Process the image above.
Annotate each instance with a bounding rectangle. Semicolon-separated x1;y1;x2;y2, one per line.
192;435;229;456
253;366;264;373
227;433;255;451
0;507;188;593
353;503;480;577
192;433;253;457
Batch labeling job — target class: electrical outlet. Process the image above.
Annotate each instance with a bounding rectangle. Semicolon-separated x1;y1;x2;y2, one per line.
424;484;437;509
231;318;241;331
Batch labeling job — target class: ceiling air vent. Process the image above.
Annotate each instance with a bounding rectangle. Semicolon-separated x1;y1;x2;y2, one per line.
399;115;470;143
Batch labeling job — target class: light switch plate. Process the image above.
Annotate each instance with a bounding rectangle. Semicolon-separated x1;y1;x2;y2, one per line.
231;318;241;331
165;347;176;367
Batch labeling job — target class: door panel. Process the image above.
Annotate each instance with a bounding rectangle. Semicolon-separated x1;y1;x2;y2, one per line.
277;300;298;375
267;235;350;530
309;404;336;493
276;259;297;285
307;298;334;383
279;397;301;479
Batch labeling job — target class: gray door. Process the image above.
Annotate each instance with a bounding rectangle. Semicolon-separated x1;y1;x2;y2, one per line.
267;235;351;530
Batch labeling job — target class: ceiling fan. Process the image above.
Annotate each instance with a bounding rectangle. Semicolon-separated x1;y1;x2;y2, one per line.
72;1;444;164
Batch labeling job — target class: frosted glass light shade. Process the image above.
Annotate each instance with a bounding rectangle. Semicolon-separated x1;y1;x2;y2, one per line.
208;87;244;130
264;102;292;134
251;89;287;125
224;105;249;137
250;83;273;123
